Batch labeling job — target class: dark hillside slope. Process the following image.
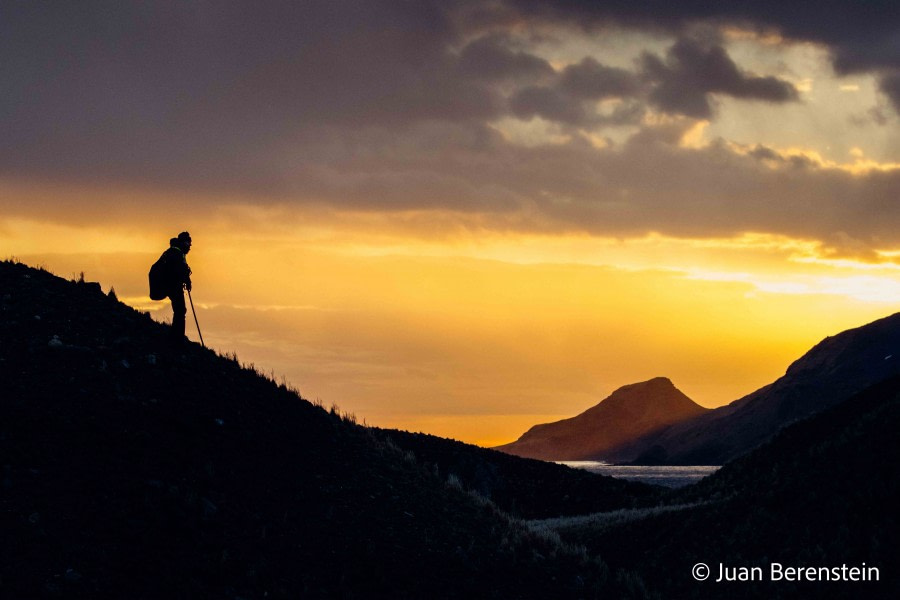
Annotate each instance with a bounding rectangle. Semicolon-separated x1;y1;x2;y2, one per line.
379;429;661;519
553;374;900;599
0;261;649;599
620;313;900;464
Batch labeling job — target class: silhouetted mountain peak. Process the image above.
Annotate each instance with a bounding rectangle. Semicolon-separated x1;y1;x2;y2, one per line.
603;376;676;400
496;377;708;461
588;376;684;410
623;375;673;388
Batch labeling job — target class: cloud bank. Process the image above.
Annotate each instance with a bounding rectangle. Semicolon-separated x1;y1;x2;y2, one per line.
1;0;898;254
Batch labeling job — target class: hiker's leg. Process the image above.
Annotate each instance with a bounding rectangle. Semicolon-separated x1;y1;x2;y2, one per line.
170;291;187;343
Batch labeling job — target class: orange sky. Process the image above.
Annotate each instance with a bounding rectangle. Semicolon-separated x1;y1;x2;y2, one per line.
6;205;898;445
2;3;899;446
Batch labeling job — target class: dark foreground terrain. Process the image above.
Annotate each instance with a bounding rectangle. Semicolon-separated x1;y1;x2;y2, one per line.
0;261;656;599
3;260;897;600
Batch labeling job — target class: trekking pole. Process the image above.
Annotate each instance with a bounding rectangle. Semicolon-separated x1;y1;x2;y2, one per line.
187;288;205;348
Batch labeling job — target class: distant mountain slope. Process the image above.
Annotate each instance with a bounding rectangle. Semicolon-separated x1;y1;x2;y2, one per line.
495;377;709;461
620;313;900;465
0;261;651;599
546;373;900;599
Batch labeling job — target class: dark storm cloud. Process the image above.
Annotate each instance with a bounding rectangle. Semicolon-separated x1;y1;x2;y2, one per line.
2;0;648;188
559;58;641;99
509;86;590;125
490;50;645;128
491;125;900;252
1;0;898;254
641;37;798;119
504;0;898;68
504;0;900;106
880;73;900;113
509;85;645;128
0;0;497;191
0;0;872;188
457;35;555;82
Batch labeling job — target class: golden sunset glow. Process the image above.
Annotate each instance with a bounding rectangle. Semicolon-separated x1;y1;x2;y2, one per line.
3;3;899;446
6;203;898;445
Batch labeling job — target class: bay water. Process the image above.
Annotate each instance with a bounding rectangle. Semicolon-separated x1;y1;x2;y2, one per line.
558;461;720;488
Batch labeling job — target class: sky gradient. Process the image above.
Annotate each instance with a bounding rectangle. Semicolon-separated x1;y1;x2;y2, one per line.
3;1;899;445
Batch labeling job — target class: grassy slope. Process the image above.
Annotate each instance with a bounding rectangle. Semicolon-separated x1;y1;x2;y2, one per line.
0;261;655;599
378;428;663;520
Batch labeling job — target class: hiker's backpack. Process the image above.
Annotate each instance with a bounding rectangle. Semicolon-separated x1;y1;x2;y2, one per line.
148;253;170;300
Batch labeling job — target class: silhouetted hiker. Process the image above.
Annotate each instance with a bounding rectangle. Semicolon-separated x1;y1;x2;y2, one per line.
150;232;193;346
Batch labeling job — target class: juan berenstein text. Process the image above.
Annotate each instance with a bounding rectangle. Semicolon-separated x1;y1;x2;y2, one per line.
715;562;879;582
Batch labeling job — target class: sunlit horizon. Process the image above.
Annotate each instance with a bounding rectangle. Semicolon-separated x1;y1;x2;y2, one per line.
3;2;899;446
8;212;898;446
